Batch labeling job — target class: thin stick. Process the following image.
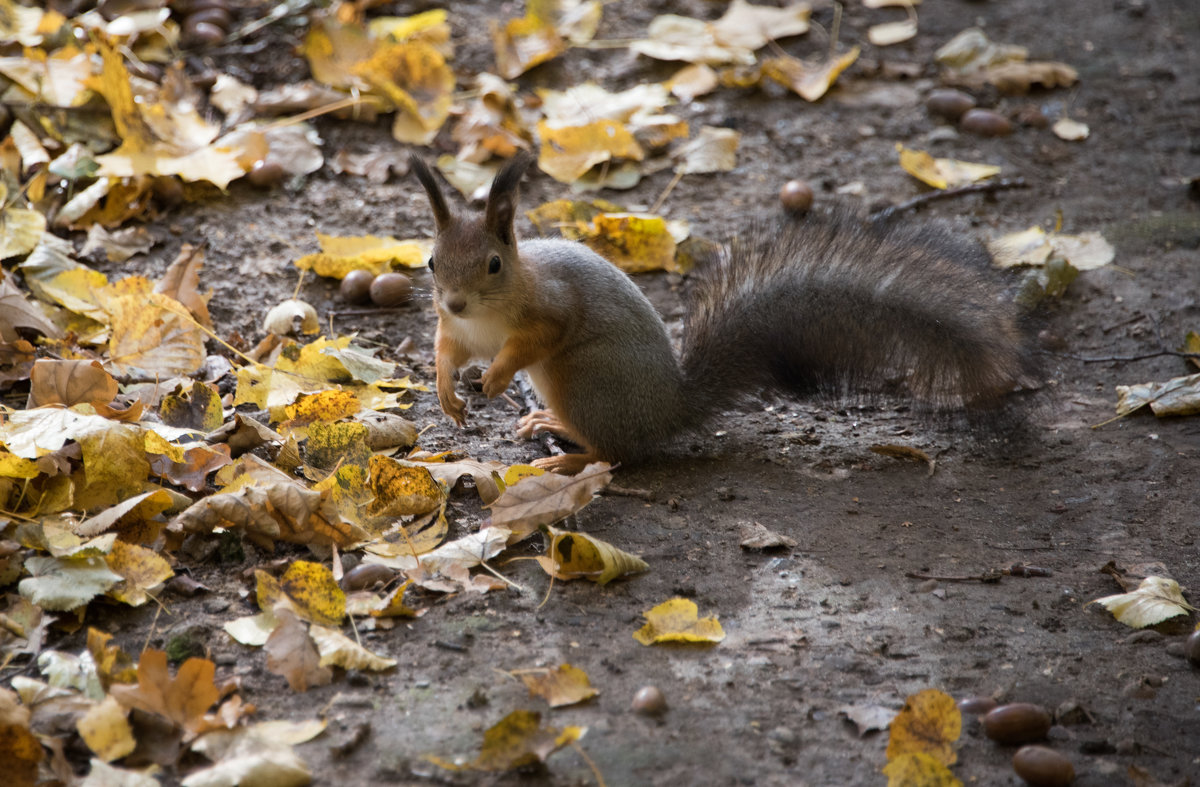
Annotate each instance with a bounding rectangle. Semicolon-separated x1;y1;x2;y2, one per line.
870;178;1029;222
1056;350;1200;364
650;170;684;215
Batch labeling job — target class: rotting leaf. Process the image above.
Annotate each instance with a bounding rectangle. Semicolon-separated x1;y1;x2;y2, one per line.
1090;576;1195;628
633;598;725;645
489;462;612;541
885;688;961;766
427;709;585;772
161;381;224;433
538;526;648;585
517;663;599;708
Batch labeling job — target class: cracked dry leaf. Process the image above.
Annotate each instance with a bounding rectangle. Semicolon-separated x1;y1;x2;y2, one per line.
883;753;963;787
368;454;446;517
172;481;369;549
257;561;346;627
77;694;136;763
265;608;331;692
536;119;644;184
538;526;648;585
309;624;397;671
0;270;61;341
428;709;585;772
518;664;599;708
1091;576;1195;628
106;292;206;378
294;232;431;278
109;649;219;737
897;144;1001;190
886;688;961;766
633;598;725;645
762;47;860;102
28;359;117;408
105;540;174;606
19;556;123;611
489;461;612;540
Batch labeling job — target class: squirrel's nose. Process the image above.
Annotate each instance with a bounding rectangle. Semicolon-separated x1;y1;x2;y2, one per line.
445;296;467;314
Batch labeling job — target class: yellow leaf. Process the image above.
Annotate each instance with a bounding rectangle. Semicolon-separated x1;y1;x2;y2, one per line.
304;420;372;470
368;454;446;517
309;624;397;671
105;540;174;607
885;688;961;766
536;119;644;183
294;233;431;277
76;422;150;509
492;14;566;80
76;695;136;762
633;598;725;645
518;663;599;707
0;450;40;480
1091;576;1195;628
174;481;369;549
883;752;963;787
540;526;648;585
160;380;224;433
105;292;206;377
282;390;362;428
428;709;585;772
357;40;455;145
896;144;1001;190
585;213;679;273
270;560;347;627
0;687;43;784
0;201;45;260
762;47;860;102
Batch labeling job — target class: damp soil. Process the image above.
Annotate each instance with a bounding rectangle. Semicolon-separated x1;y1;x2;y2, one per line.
42;0;1200;784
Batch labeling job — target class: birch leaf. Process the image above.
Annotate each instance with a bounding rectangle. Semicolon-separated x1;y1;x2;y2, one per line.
1091;576;1195;628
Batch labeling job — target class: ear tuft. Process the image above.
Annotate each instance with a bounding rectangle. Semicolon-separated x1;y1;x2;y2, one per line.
485;152;535;246
410;154;453;232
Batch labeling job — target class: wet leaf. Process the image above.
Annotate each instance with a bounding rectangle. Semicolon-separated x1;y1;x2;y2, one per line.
489;462;612;540
265;608;331;692
886;688;961;765
897;144;1001;190
1091;575;1194;628
633;598;725;645
428;709;585;772
538;526;648;585
309;624;397;671
77;694;136;762
109;649;220;736
518;663;599;707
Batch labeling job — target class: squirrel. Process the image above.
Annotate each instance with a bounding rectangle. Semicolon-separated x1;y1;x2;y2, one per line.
410;152;1037;474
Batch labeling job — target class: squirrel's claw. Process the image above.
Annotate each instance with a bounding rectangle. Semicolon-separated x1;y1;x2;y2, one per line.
480;367;514;398
440;393;468;426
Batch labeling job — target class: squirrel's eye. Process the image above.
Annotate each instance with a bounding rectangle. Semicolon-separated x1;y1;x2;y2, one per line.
427;256;435;273
488;255;501;274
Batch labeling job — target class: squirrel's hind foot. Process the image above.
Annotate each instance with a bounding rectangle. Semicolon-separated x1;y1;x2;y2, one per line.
532;451;602;474
516;409;574;441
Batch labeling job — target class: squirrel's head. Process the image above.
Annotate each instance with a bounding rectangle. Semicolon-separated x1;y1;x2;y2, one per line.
410;152;534;320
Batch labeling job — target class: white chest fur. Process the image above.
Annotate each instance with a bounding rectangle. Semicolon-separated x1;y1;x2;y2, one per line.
444;310;510;361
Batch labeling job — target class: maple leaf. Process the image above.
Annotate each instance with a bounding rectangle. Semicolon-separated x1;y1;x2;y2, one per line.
110;649;220;737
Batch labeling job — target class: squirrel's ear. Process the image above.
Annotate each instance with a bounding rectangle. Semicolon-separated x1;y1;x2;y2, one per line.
410;155;452;232
485;151;534;246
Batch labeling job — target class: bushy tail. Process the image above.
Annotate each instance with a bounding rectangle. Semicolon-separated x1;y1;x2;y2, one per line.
679;211;1038;427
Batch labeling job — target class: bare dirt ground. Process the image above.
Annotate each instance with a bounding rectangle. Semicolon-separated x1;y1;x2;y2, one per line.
12;0;1200;784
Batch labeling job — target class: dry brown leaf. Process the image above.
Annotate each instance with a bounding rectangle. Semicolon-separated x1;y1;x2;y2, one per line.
489;462;613;540
154;244;212;329
28;359;118;408
762;47;861;102
265;608;332;691
110;649;220;737
518;663;599;707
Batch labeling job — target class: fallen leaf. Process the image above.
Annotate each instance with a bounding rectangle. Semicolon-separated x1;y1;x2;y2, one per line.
368;454;446;517
736;521;797;550
987;226;1114;270
80;759;162;787
105;540;174;606
19;556;123;611
155;244;213;329
869;18;918;47
886;688;961;765
489;462;612;540
897;144;1001;190
183;722;315;787
428;709;585;772
1052;117;1090;141
110;649;220;737
309;624;397;671
668;64;719;101
258;561;346;627
584;213;679;274
28;359;118;408
840;703;899;737
79;225;153;264
633;598;725;645
673;126;740;175
762;47;861;102
0;270;61;341
1091;576;1195;628
536;119;644;184
883;752;963;787
518;663;599;707
265;609;331;691
538;526;648;585
77;695;136;762
294;233;431;278
0;686;43;785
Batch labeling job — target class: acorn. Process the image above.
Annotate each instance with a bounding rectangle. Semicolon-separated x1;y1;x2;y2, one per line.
926;89;976;121
369;272;413;307
247;160;285;189
960;108;1014;137
340;269;376;304
631;686;668;715
983;703;1052;745
779;179;814;214
1012;746;1075;786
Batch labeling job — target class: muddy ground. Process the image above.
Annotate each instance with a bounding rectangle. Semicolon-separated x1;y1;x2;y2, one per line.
36;0;1200;784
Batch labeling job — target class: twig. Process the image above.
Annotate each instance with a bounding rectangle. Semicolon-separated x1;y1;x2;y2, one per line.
604;484;654;501
1055;349;1200;364
906;570;1003;583
870;178;1029;222
649;170;684;215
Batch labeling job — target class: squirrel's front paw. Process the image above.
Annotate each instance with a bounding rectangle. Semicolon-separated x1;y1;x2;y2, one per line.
480;367;513;398
439;392;468;426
